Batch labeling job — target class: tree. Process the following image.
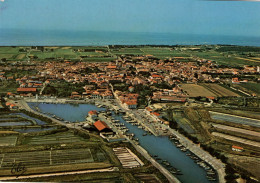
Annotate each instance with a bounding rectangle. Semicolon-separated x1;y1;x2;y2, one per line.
1;58;7;62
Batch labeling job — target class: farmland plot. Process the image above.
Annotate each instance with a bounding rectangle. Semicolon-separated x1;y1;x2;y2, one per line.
0;135;17;146
212;124;260;138
209;111;260;128
0;148;101;169
201;84;239;97
25;132;87;145
180;84;216;97
212;132;260;148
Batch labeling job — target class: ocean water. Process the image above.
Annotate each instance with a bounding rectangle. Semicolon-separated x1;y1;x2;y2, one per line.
1;29;260;46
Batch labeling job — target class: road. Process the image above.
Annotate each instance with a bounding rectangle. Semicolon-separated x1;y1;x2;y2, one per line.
0;167;117;181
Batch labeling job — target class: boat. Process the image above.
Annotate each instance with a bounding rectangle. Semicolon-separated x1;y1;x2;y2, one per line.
176;172;183;175
143;133;147;136
170;170;177;174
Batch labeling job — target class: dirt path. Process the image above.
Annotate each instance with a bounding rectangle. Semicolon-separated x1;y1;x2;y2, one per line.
0;167;117;181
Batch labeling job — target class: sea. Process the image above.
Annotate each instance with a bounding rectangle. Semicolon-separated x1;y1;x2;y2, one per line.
1;29;260;46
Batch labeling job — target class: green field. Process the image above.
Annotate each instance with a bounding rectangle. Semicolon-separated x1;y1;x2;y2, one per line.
141;47;190;59
240;83;260;95
0;47;28;61
111;48;144;55
0;46;259;66
23;131;88;145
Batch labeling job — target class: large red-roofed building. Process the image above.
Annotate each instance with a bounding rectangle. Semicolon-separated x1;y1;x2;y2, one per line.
94;120;112;132
17;88;37;93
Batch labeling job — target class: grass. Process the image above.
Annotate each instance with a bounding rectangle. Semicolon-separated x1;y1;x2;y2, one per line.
0;81;19;93
240;83;260;95
0;53;16;59
16;54;26;59
111;48;144;55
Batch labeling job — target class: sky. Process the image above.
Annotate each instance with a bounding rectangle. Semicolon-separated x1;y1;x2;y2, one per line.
0;0;260;37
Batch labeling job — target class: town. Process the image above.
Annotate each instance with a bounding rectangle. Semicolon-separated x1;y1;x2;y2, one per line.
0;45;260;183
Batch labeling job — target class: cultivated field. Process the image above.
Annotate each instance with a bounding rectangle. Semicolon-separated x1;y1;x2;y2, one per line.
24;131;87;145
180;84;240;98
209;111;260;128
0;148;106;169
201;84;240;97
212;132;260;148
212;124;260;138
235;57;260;63
1;46;260;66
141;47;189;59
240;83;260;95
0;113;37;127
180;84;216;97
0;135;17;146
111;48;144;55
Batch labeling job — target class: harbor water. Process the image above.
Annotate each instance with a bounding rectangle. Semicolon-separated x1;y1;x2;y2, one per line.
29;102;217;183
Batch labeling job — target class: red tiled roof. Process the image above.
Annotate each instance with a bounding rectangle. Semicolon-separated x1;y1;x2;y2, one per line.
6;102;12;106
145;107;153;112
94;120;110;131
152;112;160;116
88;110;97;115
17;88;37;92
125;101;137;105
232;145;243;150
107;66;117;69
151;74;163;78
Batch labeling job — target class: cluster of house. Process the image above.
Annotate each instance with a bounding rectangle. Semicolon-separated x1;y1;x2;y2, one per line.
114;91;139;109
145;107;170;125
82;85;113;99
5;102;18;109
1;56;259;100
